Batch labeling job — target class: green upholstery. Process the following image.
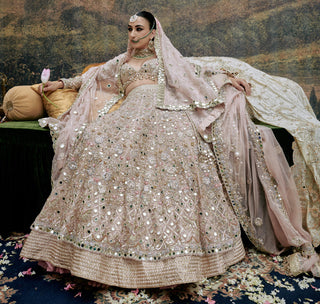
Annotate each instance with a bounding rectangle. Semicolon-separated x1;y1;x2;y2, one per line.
0;121;54;235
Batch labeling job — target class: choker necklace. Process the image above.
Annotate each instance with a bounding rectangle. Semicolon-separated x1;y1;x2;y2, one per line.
132;48;155;59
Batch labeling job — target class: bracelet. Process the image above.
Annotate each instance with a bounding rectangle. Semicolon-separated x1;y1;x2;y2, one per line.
58;80;64;89
221;69;239;79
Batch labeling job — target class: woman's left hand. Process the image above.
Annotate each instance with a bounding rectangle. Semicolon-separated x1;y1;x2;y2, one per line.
230;78;252;96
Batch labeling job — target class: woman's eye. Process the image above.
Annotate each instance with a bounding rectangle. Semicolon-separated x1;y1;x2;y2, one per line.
128;28;132;32
137;28;143;31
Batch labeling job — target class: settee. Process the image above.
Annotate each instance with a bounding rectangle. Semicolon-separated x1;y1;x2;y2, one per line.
0;58;295;236
0;119;294;238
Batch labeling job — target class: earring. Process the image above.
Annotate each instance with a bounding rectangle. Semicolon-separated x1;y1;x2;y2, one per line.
148;39;155;52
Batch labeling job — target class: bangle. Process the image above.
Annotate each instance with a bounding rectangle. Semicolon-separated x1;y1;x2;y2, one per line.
58;80;64;89
221;69;239;79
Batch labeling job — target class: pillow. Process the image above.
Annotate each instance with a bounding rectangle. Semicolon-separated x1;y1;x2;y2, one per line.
2;85;45;120
31;84;78;119
29;62;105;119
108;97;125;113
82;62;105;74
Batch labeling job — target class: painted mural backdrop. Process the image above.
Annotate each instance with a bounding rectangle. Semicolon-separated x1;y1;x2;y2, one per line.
1;0;319;118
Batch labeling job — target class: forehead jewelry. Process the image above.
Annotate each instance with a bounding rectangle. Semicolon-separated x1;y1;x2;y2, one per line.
130;13;138;22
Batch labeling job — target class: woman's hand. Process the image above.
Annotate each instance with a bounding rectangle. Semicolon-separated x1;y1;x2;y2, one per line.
230;78;251;96
39;80;64;95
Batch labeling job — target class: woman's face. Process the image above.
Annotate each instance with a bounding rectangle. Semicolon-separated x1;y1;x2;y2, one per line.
128;16;155;49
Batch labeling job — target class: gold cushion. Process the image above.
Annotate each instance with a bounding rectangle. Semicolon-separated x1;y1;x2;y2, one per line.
31;84;78;119
82;62;105;74
27;62;104;119
108;97;125;113
3;85;45;120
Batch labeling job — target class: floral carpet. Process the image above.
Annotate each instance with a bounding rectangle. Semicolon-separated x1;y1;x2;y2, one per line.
1;235;320;304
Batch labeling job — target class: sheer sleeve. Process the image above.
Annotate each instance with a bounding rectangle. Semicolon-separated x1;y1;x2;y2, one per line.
60;75;82;90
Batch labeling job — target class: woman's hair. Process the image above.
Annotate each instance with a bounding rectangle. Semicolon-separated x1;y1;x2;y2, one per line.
136;11;157;30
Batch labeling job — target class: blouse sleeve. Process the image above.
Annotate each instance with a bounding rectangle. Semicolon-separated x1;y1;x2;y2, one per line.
59;54;123;92
60;75;82;90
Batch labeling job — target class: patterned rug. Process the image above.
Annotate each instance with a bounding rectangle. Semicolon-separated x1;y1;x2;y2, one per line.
1;235;320;304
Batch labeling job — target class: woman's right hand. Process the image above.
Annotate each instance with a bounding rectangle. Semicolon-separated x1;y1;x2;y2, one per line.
39;80;64;95
230;78;251;96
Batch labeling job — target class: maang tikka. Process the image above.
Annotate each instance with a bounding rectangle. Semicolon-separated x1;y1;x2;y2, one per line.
130;14;138;22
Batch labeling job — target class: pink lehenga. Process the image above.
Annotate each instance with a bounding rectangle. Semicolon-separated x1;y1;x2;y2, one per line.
21;19;320;288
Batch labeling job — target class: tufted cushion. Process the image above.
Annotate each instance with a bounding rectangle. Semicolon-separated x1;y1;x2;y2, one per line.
2;85;45;120
31;84;78;119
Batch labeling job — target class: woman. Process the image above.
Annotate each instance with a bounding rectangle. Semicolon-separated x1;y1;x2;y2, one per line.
21;11;320;288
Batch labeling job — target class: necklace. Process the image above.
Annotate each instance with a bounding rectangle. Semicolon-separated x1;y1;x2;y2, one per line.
132;48;155;59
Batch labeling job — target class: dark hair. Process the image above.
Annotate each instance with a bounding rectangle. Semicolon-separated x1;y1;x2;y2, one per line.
136;11;156;30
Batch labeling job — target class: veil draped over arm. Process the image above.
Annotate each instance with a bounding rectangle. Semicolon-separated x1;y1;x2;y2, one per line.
39;54;126;183
152;18;320;275
186;56;320;248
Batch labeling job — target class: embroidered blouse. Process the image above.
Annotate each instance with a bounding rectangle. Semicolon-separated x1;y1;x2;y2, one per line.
120;58;159;92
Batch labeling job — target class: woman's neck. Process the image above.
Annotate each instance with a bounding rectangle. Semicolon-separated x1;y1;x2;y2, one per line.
132;47;155;59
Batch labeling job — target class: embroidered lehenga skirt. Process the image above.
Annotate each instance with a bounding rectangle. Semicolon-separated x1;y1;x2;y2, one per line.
21;84;247;287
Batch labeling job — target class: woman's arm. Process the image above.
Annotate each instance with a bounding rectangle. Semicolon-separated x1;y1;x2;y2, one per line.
39;80;64;95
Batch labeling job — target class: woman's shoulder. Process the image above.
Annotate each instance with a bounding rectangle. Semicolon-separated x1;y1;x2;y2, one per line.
105;53;127;66
81;53;127;76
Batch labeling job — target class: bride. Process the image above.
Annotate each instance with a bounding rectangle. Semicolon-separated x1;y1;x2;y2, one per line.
21;11;320;288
